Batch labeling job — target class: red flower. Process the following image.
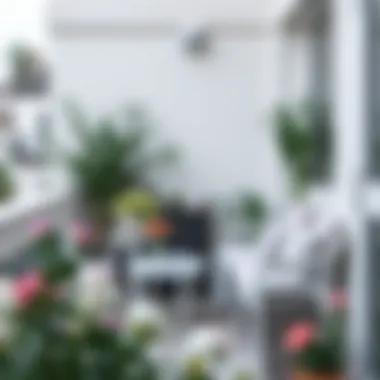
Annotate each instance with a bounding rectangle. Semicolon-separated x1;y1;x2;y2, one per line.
14;272;46;307
330;289;348;311
31;219;52;239
283;322;316;352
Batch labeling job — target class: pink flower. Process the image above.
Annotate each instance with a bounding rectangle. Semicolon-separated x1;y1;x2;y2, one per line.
71;221;97;247
330;289;348;311
31;219;52;239
14;272;46;307
283;321;316;352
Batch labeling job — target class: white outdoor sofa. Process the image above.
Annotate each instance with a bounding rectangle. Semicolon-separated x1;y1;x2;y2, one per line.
218;188;348;312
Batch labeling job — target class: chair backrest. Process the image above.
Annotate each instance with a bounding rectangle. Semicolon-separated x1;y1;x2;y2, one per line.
162;206;214;256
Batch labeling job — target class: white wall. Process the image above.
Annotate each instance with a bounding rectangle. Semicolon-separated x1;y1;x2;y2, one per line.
51;1;288;205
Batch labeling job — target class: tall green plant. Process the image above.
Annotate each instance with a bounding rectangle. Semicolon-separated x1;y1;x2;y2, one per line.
275;104;331;197
65;103;177;229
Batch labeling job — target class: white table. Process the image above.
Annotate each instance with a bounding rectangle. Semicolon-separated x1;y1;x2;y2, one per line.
128;253;204;316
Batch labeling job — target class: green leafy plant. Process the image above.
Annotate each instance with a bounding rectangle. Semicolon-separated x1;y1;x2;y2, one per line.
275;103;331;197
0;163;15;202
8;43;48;94
237;193;267;240
293;340;341;375
0;223;158;380
65;103;177;233
284;290;346;376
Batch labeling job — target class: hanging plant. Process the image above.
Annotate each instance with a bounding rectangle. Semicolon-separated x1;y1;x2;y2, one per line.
274;103;332;198
236;193;268;241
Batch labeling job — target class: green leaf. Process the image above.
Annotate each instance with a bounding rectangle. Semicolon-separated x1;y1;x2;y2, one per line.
9;330;43;380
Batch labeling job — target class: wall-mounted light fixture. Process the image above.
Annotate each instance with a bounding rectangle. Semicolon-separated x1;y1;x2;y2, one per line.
180;23;213;58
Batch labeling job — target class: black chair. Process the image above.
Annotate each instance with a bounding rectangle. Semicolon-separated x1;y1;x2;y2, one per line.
148;205;214;300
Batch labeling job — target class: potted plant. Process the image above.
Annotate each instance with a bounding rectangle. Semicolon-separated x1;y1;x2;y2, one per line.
283;290;346;380
8;43;49;95
65;103;177;241
236;193;267;242
274;103;331;198
113;189;160;247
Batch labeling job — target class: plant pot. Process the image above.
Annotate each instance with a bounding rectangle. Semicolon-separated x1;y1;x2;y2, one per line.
293;370;343;380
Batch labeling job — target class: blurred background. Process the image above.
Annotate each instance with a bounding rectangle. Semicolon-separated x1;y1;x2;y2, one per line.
0;0;373;379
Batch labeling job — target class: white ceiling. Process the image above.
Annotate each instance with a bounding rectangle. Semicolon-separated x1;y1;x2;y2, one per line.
49;0;288;25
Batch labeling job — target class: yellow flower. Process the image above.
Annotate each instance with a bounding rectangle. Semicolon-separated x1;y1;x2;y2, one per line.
113;190;159;221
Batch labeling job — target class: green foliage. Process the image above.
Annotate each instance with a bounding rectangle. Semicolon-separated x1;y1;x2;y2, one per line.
289;311;345;375
237;193;267;239
293;340;342;375
0;164;15;202
238;193;267;226
65;103;177;226
275;103;331;196
0;228;158;380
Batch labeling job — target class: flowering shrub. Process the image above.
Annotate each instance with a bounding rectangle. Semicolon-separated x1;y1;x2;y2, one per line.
125;299;165;346
184;325;231;363
283;322;316;353
0;220;158;380
284;289;347;375
0;218;258;380
14;272;47;307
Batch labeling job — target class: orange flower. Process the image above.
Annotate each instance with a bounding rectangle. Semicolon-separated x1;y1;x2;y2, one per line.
283;321;316;353
145;217;174;241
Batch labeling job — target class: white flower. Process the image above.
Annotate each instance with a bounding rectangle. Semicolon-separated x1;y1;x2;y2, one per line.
181;355;211;379
229;361;256;380
0;278;16;315
232;369;254;380
184;325;231;363
123;299;165;344
75;263;119;317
